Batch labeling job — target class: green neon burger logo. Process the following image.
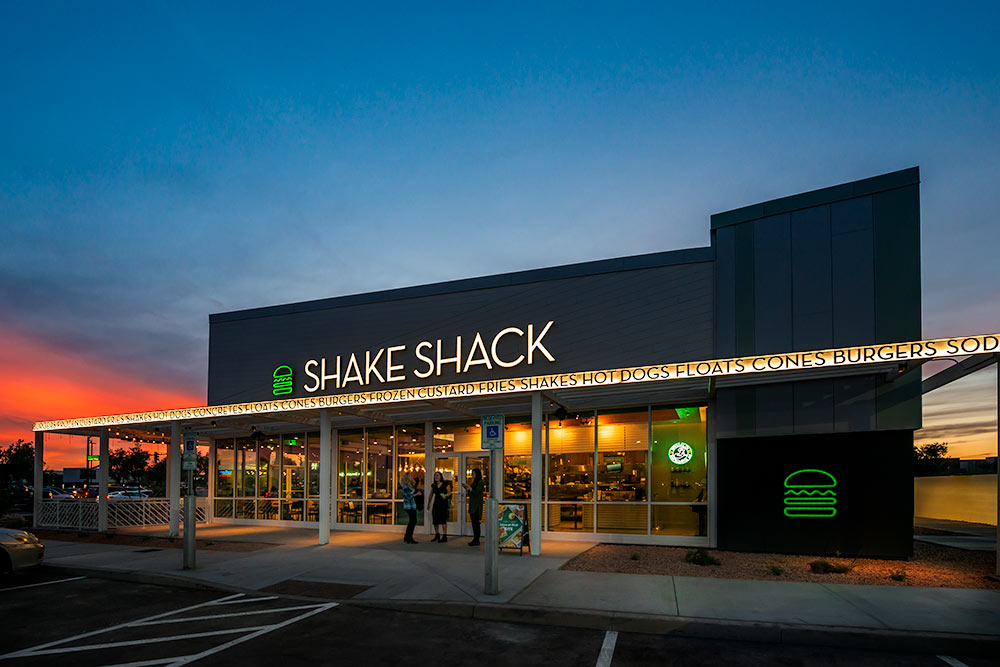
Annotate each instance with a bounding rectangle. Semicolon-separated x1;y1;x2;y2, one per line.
783;469;837;518
272;365;294;396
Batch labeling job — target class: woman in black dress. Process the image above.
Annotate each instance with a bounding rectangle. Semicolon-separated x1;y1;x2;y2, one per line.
427;471;451;542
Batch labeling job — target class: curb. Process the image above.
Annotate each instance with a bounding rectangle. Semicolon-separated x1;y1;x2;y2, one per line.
345;599;1000;658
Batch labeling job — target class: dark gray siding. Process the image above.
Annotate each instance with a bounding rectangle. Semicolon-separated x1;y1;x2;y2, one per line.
712;167;921;437
208;258;715;404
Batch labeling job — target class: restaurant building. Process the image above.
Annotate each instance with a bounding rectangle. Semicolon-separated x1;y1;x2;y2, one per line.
35;167;930;559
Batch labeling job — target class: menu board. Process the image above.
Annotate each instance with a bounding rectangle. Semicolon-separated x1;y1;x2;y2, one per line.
498;503;526;552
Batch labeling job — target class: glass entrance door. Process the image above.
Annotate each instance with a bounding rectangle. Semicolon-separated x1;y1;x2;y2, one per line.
432;452;489;537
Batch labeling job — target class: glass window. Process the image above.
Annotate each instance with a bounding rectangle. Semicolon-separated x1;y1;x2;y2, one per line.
306;432;320;497
652;504;706;536
546;503;594;532
650;406;707;503
281;434;305;498
547;413;594;501
596;410;647;502
433;421;481;453
597;503;648;534
215;439;234;498
503;417;532;500
395;424;424;500
236;437;256;497
338;431;363;499
258;436;280;498
366;427;393;499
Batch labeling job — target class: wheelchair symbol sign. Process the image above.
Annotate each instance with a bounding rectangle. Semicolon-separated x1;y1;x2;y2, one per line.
481;415;504;450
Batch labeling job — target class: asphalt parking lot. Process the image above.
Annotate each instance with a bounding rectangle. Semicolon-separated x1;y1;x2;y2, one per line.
1;567;996;666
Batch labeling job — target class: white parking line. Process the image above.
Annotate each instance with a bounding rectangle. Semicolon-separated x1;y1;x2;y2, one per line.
100;602;338;667
205;594;279;605
0;575;86;591
937;657;970;667
0;590;338;666
596;630;618;667
0;592;244;660
131;603;331;626
7;626;271;657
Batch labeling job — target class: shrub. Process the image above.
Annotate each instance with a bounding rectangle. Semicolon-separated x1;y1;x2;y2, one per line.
0;513;27;529
630;552;639;561
768;564;784;576
809;559;850;574
684;548;721;566
889;568;907;582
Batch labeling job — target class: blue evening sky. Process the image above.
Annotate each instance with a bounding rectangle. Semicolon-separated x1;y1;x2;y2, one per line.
0;2;997;454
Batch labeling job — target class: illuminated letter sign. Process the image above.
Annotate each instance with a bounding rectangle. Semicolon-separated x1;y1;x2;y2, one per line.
783;469;837;518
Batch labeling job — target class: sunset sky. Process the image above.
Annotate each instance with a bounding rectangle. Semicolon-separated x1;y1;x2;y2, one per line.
1;3;997;469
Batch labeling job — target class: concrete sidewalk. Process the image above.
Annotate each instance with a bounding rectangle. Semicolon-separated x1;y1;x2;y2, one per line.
37;525;1000;655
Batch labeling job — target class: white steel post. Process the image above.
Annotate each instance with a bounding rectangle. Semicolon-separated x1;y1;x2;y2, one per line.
424;421;434;535
98;427;110;532
169;423;181;537
207;437;216;522
319;409;332;545
530;392;543;556
33;431;43;528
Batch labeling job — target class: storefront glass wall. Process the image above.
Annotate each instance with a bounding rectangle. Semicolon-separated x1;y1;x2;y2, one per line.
213;404;707;537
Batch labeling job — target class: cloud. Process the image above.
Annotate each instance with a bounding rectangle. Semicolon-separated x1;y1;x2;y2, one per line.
0;325;202;469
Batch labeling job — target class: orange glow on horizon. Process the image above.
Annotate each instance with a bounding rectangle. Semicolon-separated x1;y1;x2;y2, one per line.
0;326;202;470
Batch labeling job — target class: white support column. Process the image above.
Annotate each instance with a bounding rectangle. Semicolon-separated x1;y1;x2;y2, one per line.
530;392;543;555
32;431;44;528
207;437;216;522
707;398;718;548
424;421;434;535
169;423;181;537
319;409;332;545
98;428;110;532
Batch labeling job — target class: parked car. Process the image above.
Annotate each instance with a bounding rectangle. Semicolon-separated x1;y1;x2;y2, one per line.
0;528;44;573
42;488;73;499
107;490;151;500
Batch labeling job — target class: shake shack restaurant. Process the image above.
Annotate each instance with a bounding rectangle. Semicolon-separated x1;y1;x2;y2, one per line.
36;167;993;560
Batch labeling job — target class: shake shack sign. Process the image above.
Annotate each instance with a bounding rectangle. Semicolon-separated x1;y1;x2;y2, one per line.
283;321;556;394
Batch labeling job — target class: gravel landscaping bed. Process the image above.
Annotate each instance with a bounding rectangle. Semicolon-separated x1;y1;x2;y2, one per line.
562;541;1000;589
33;529;276;552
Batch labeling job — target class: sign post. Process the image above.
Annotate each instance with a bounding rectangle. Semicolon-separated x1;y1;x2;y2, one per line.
182;431;198;570
481;414;504;595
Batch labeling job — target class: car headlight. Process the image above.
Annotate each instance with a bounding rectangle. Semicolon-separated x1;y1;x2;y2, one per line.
13;532;39;544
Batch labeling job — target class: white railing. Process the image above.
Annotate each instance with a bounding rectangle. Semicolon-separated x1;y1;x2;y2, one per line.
36;498;208;531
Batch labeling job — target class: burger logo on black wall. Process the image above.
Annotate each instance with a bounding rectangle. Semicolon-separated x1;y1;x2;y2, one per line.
783;469;837;518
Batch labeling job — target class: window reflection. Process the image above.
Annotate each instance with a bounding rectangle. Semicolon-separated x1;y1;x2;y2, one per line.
339;431;363;499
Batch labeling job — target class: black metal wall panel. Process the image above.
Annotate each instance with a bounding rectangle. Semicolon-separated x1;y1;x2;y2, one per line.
712;168;921;437
714;225;737;358
717;430;913;559
790;206;833;350
753;214;793;354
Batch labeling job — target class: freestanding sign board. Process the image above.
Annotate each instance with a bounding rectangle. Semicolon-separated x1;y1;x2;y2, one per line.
481;414;504;450
182;431;198;471
498;503;526;553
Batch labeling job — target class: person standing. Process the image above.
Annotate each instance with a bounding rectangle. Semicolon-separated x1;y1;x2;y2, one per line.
463;467;485;546
400;472;418;544
427;471;451;542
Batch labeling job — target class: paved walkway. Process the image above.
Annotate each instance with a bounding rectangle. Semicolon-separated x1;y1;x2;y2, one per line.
914;517;997;551
37;524;1000;651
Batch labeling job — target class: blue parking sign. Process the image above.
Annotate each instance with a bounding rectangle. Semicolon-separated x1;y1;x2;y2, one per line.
481;415;504;450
